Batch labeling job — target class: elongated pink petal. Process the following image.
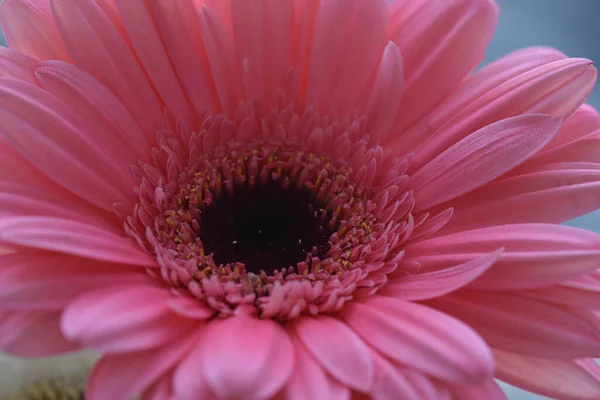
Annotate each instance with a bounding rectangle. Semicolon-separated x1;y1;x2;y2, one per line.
0;310;78;357
389;46;565;152
439;165;600;233
429;291;600;358
172;328;217;400
381;249;502;301
147;0;218;115
369;351;430;400
519;271;600;310
410;115;562;211
115;0;194;123
494;349;600;400
62;285;195;352
35;60;151;161
544;103;600;150
86;331;198;400
306;0;388;116
292;315;374;392
0;251;153;310
365;41;403;141
0;78;135;210
342;296;494;384
524;128;600;167
199;4;243;114
50;0;164;138
452;379;507;400
389;0;498;135
0;216;155;267
284;335;342;400
231;0;293;109
199;315;294;400
0;47;37;84
407;58;596;171
0;0;70;61
408;224;600;290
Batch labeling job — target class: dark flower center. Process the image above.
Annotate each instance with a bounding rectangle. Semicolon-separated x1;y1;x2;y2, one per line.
200;181;334;275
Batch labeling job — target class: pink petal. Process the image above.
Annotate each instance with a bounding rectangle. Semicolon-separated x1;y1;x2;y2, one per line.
451;379;507;400
544;103;600;150
115;0;194;123
0;310;79;357
199;315;294;400
0;47;37;84
493;349;600;400
142;371;176;400
381;249;502;301
409;114;562;212
0;78;135;211
365;41;403;141
524;127;600;167
292;315;374;392
86;331;199;400
0;251;153;310
35;60;151;161
369;351;429;400
519;271;600;310
0;216;156;267
284;335;344;400
231;0;293;109
147;0;218;115
166;296;214;320
50;0;164;138
389;0;498;134
429;291;600;358
62;285;195;353
199;4;243;115
438;164;600;233
389;46;564;152
0;0;71;61
407;57;596;171
341;296;494;384
407;224;600;290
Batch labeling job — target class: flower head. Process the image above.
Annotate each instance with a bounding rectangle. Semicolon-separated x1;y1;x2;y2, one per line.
0;0;599;399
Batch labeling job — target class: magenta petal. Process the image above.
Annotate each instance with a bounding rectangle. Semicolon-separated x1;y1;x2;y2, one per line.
342;296;494;384
292;315;374;392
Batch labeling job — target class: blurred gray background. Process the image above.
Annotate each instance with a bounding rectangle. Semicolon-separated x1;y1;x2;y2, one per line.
0;0;599;399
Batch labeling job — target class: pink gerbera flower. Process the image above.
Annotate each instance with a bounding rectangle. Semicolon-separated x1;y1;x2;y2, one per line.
0;0;600;399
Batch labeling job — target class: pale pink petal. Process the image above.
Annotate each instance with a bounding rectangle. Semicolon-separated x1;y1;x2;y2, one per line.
406;57;596;171
389;0;498;134
519;271;600;310
199;4;243;114
407;224;600;290
544;103;600;150
0;78;136;211
62;285;195;352
429;291;600;358
0;216;156;267
166;296;214;320
115;0;194;123
86;331;199;400
147;0;218;114
0;310;79;357
231;0;293;108
524;128;600;167
409;114;562;212
199;315;294;400
381;249;502;301
365;41;403;141
284;335;343;400
437;164;600;233
306;0;388;115
451;379;507;400
35;60;151;160
0;0;70;61
0;47;37;84
0;251;153;310
50;0;164;137
369;351;428;400
292;315;374;392
494;349;600;400
342;296;494;384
